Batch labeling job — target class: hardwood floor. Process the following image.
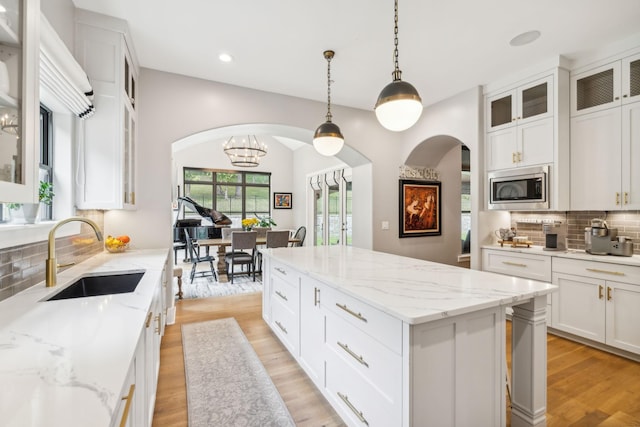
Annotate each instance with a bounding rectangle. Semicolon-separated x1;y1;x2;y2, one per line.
153;293;640;427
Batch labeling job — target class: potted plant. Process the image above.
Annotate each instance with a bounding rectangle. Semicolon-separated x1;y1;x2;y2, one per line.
256;213;277;228
8;181;54;224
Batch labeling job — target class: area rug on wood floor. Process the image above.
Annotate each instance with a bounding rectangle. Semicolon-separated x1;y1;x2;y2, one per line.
174;274;262;299
182;318;295;427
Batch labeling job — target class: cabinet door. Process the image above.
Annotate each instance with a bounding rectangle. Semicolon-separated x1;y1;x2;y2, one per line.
571;62;622;116
570;108;622;210
621;52;640;105
0;0;38;203
486;90;516;132
486;127;517;171
551;273;605;343
299;277;325;387
605;280;640;354
517;76;553;125
518;117;554;167
621;102;640;209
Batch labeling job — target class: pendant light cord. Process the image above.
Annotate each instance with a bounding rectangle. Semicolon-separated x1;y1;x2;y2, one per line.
392;0;402;81
326;52;333;122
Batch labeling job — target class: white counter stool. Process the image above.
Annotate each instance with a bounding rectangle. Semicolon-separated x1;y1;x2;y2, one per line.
173;267;183;299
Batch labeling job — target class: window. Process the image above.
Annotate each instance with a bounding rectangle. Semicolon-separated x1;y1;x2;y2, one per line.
183;168;271;227
39;105;53;220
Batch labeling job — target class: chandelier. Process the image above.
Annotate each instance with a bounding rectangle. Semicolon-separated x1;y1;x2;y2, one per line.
223;135;267;167
0;112;19;136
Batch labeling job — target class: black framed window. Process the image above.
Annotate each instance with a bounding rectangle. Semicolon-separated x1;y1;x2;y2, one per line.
183;168;271;227
39;105;53;220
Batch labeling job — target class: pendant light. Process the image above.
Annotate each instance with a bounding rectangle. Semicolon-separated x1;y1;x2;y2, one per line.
375;0;423;132
313;50;344;156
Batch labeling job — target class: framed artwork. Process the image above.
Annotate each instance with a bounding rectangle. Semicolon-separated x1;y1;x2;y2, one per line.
273;192;292;209
399;179;441;238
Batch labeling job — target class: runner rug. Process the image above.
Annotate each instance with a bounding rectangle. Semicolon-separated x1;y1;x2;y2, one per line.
181;318;295;427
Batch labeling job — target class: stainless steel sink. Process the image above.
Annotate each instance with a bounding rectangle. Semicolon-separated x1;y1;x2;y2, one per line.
46;271;145;301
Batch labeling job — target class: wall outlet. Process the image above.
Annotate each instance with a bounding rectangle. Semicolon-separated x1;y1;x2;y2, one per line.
381;221;389;230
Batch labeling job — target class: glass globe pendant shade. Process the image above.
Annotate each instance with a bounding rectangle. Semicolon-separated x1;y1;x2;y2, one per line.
313;120;344;156
375;79;423;132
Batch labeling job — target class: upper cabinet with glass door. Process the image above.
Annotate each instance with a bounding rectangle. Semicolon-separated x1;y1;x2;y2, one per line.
571;51;640;116
0;0;39;203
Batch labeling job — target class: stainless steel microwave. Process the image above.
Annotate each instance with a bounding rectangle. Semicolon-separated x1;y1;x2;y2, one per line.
488;165;548;210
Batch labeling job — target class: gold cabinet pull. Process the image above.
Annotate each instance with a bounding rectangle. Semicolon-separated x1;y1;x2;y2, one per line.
517;151;522;162
336;303;368;323
607;286;612;301
275;290;288;301
502;261;527;267
145;311;153;328
119;384;135;427
586;268;625;276
337;392;369;425
616;192;620;205
275;267;287;275
338;341;369;368
275;320;287;334
599;285;604;300
314;287;320;306
512;152;517;163
155;314;162;334
624;192;629;205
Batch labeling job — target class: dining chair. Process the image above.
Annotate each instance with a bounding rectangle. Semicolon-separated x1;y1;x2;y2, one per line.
184;230;218;283
291;226;306;247
257;230;290;273
225;231;257;283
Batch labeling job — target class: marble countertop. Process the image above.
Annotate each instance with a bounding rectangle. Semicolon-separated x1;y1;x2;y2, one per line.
262;246;557;325
0;249;169;427
482;244;640;267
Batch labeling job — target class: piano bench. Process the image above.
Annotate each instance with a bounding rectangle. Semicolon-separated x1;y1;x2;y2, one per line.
173;242;187;264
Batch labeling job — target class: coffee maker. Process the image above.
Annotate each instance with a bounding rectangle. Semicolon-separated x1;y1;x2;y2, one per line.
587;219;618;255
543;222;567;251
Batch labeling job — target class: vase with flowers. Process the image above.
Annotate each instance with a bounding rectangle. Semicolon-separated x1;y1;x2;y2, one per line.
241;217;259;231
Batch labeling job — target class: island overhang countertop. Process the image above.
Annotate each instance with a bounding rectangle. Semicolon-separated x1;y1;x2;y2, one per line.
261;245;557;324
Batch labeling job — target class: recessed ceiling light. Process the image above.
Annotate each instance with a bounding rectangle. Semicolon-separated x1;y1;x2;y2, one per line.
219;53;233;63
0;5;6;12
509;30;541;47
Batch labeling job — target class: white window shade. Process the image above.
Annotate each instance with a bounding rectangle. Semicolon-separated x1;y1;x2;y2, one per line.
40;14;94;119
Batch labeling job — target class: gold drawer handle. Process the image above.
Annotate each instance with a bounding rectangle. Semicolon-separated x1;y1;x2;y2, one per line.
275;290;288;301
502;261;527;267
145;311;153;328
119;384;135;427
338;341;369;368
336;303;368;323
275;267;287;275
607;286;612;301
599;285;604;300
155;314;162;334
275;320;287;334
586;268;625;276
337;392;369;425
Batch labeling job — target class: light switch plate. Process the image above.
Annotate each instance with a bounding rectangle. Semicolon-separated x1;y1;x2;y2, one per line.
381;221;389;230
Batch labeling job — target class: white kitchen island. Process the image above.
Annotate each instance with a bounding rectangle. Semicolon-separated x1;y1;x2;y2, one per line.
261;246;557;427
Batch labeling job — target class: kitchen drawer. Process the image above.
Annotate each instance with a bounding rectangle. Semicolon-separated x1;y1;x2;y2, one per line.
271;297;299;355
482;249;552;282
271;260;301;286
271;273;299;315
553;257;640;284
324;287;403;355
326;312;402;401
325;348;400;427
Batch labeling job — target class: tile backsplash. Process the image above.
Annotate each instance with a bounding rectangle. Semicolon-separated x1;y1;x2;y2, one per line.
510;210;640;254
0;210;104;302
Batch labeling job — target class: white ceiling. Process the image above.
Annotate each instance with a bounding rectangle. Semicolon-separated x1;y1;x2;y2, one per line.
71;0;640;112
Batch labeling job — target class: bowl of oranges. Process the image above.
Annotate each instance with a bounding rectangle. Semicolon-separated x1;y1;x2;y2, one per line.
105;235;131;253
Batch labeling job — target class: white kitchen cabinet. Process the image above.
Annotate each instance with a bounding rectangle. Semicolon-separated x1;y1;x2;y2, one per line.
482;248;552;323
552;257;640;355
486;76;554;171
299;276;326;387
571;51;640;116
0;0;39;204
143;278;163;427
570;89;640;210
111;333;143;427
269;260;300;355
75;10;138;209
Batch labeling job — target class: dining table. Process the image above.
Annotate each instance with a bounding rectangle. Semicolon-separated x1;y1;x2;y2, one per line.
197;236;300;282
